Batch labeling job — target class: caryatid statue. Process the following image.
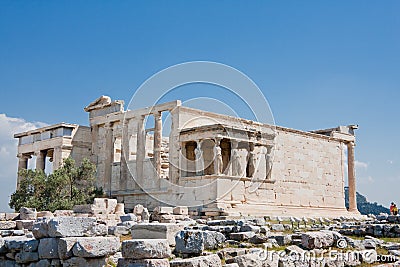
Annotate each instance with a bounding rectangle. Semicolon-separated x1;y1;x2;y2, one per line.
194;144;204;176
247;143;258;178
214;140;223;175
265;145;272;179
231;141;242;176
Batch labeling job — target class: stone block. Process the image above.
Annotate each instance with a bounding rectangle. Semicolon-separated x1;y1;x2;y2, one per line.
58;237;78;260
229;232;256;241
16;220;35;231
271;224;285;231
0;213;5;220
121;239;171;259
115;203;125;215
12;230;25;236
170;254;222;267
120;221;137;229
5;236;34;251
19;207;37;220
154;206;174;215
120;213;137;223
175;230;204;254
249;234;269;244
37;211;54;218
15;251;39;263
0;229;13;237
173;206;189;215
203;231;226;249
90;223;108;236
301;231;334;249
32;219;49;239
0;238;6;253
5;213;19;221
240;224;260;233
0;260;16;267
204;211;220;216
0;221;16;230
38;238;59;259
30;259;52;267
53;210;73;217
230;254;263;267
106;198;118;214
47;217;98;237
131;223;184;246
109;225;130;236
73;204;106;214
134;204;145;215
93;198;107;209
117;258;170;267
72;236;120;257
61;257;107;267
270;234;292;246
107;214;117;220
23;239;39;252
155;214;176;223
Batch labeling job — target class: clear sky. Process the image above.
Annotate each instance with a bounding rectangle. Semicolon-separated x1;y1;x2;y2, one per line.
0;1;399;211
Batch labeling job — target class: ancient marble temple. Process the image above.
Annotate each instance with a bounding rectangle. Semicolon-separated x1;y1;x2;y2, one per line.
14;96;360;217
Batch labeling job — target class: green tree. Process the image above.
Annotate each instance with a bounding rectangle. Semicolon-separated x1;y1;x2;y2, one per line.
9;157;103;212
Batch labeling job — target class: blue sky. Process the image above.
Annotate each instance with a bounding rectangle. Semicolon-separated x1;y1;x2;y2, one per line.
0;1;399;210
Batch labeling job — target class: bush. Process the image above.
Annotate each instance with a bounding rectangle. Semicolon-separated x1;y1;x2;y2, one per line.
9;157;103;212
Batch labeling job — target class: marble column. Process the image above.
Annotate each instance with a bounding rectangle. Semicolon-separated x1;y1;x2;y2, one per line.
347;141;358;212
136;116;146;187
35;150;46;171
17;154;29;188
153;112;162;177
104;122;114;196
120;119;131;191
52;146;72;170
265;145;272;179
91;124;99;164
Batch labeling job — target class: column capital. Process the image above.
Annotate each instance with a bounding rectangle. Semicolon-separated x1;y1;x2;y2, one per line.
153;111;162;118
17;153;31;159
231;139;239;147
104;122;113;129
214;137;222;145
195;140;203;149
34;150;45;157
347;141;355;147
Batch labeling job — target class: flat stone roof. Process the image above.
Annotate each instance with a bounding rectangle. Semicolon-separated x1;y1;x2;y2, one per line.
14;123;86;138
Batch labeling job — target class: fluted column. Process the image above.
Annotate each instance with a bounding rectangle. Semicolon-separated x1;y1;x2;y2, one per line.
153;112;162;177
120;119;132;190
104;122;114;196
265;145;272;179
91;124;99;164
17;154;29;189
35;150;46;171
136;116;146;187
52;146;72;170
347;141;358;212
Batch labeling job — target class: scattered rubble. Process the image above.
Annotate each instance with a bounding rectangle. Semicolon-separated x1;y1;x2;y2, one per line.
2;202;400;267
